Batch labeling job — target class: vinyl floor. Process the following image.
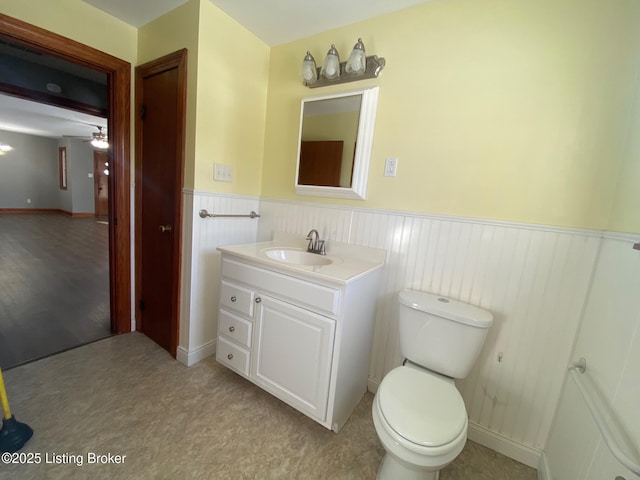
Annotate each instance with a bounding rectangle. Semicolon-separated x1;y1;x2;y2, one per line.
1;332;538;480
0;213;111;370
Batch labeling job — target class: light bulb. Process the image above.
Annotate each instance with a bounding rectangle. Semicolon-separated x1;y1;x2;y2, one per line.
345;38;366;75
300;51;317;85
320;44;341;80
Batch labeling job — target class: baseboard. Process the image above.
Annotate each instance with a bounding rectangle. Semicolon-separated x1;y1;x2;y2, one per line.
176;339;216;366
467;422;542;470
0;208;62;214
537;451;551;480
0;208;95;217
368;376;380;394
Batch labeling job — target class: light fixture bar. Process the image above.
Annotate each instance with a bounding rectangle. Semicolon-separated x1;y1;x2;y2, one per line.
306;55;385;89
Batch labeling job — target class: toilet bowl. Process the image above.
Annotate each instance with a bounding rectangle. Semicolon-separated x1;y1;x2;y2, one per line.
372;366;468;480
371;290;493;479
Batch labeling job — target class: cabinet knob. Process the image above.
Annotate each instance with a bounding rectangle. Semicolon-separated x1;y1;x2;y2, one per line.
230;296;237;302
255;297;262;303
227;353;234;360
228;326;235;332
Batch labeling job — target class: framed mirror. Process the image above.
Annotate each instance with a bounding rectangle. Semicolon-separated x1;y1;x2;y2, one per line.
295;86;379;200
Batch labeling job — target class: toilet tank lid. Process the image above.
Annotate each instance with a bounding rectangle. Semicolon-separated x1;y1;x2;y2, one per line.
398;290;493;328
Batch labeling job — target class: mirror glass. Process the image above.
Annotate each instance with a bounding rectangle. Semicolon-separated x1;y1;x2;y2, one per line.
295;86;379;200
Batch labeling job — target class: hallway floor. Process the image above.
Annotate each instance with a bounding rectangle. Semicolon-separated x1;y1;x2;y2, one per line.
0;214;111;369
2;333;538;479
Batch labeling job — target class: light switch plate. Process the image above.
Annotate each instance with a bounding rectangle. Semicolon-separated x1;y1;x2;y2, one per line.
214;163;233;182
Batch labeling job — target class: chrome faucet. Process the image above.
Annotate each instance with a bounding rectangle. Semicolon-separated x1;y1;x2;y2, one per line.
306;229;326;255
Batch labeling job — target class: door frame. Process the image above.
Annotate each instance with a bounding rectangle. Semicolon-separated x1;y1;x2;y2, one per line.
134;49;188;356
0;13;132;334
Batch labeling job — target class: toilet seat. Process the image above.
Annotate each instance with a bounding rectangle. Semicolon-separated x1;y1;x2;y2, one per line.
377;367;467;451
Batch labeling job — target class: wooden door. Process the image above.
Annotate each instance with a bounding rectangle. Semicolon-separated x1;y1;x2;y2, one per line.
135;50;187;356
93;151;109;217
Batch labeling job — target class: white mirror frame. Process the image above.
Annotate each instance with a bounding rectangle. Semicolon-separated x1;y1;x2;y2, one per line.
295;86;379;200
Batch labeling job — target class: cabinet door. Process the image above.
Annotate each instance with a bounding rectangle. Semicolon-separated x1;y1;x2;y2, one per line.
252;295;336;422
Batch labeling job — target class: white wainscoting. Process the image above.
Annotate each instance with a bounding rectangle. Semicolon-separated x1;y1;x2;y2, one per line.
179;192;604;467
257;198;602;467
178;190;260;366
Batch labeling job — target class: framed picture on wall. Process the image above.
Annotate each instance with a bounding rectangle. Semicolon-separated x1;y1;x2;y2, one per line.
58;146;67;190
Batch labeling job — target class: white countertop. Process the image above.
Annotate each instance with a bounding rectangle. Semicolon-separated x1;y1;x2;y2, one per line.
217;232;386;285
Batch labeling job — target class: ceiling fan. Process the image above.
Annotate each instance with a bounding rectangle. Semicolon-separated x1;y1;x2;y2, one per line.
63;126;109;149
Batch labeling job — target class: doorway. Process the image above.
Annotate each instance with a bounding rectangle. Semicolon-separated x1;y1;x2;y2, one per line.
0;14;131;338
135;50;187;356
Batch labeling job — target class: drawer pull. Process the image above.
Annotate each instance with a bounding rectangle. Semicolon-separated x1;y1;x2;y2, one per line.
255;297;262;303
230;296;237;302
228;326;235;333
227;353;234;360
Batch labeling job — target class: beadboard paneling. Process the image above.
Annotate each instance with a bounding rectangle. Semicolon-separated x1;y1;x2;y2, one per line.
257;199;601;454
178;191;260;364
180;193;604;458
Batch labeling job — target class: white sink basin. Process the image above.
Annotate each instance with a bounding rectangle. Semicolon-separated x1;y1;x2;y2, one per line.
264;248;333;266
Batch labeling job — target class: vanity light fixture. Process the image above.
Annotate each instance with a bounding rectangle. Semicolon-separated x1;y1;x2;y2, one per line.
300;38;385;89
0;143;13;155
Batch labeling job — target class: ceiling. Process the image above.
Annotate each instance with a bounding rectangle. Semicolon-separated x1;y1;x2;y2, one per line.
0;95;107;139
0;0;429;143
83;0;430;46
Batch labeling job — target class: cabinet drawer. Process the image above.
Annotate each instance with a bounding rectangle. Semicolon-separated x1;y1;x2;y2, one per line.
218;308;252;348
222;258;340;317
219;280;255;317
216;336;250;377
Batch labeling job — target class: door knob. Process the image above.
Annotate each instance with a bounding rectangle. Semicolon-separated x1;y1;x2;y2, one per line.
159;224;173;233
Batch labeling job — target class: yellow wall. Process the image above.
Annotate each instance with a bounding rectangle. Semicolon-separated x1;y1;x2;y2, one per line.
261;0;640;230
193;0;269;194
0;0;136;64
3;0;639;232
607;29;640;233
137;0;269;192
137;0;200;189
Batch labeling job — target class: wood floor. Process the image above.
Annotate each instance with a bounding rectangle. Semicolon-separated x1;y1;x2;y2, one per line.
0;214;111;369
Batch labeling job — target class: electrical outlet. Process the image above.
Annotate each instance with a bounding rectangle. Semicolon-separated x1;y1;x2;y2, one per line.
384;157;398;177
26;198;31;204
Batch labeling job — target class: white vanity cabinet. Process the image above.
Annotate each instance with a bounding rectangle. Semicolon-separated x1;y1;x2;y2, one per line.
215;250;383;432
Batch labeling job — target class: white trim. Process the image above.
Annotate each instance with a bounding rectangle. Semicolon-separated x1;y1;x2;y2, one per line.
258;196;606;238
537;451;551;480
602;230;640;243
176;340;216;367
183;189;261;202
466;422;542;470
368;376;381;394
182;191;638;240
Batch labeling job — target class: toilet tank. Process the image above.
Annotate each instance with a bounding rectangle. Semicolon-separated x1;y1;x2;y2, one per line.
398;290;493;379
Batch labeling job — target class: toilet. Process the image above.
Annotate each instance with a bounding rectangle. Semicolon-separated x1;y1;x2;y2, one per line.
372;290;493;480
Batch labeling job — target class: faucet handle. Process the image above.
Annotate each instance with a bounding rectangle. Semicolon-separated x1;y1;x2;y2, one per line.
318;240;326;255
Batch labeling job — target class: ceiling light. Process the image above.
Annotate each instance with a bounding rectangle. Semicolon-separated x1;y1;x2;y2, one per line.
0;143;13;155
90;127;109;149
